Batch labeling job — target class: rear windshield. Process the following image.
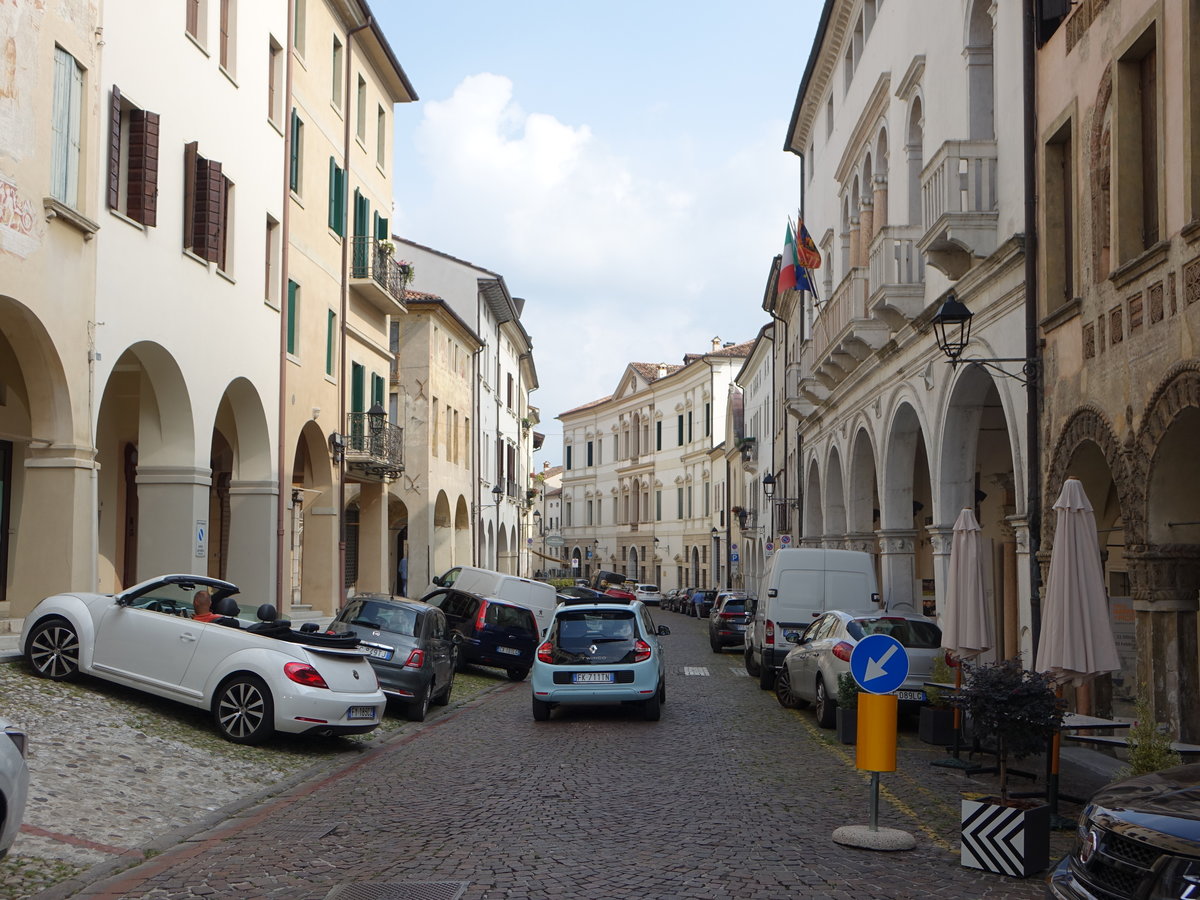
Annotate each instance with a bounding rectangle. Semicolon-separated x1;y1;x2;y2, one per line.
848;617;941;649
552;610;640;665
638;585;659;592
349;601;417;637
484;603;536;633
720;600;747;613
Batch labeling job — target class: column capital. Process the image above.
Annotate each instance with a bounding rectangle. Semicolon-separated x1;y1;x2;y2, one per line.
876;529;917;555
926;524;955;556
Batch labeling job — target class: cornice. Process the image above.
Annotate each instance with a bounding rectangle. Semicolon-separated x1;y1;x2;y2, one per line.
834;72;891;186
793;2;857;151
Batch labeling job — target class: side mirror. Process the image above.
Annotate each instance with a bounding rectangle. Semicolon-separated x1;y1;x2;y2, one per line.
768;588;778;598
785;631;802;644
431;575;444;587
657;625;671;636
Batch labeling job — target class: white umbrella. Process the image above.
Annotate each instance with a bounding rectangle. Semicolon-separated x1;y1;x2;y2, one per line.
1035;477;1120;683
942;507;993;660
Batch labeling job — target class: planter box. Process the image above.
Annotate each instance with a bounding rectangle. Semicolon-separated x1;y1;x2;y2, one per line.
961;798;1050;878
919;706;957;745
836;706;857;744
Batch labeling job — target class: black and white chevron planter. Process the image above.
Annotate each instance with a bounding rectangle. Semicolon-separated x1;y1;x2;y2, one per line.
960;798;1050;878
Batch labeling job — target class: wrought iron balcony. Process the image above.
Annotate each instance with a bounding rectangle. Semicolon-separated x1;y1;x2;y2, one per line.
350;237;411;314
918;140;999;278
868;224;926;329
344;412;404;482
810;268;889;385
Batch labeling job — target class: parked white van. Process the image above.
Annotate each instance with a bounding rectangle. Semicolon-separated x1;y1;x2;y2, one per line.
424;566;558;633
745;548;881;689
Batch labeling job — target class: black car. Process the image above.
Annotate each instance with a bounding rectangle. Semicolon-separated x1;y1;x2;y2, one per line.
687;589;718;618
708;595;750;652
327;595;456;722
422;587;539;681
1047;763;1200;899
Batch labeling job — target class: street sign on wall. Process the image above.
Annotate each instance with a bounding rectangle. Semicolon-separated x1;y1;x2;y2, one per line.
545;535;566;547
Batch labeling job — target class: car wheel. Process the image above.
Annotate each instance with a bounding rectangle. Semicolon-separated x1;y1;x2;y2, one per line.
452;638;467;671
406;681;432;721
710;637;722;653
642;688;662;721
758;664;775;691
658;681;666;705
213;675;275;744
744;645;761;677
433;670;454;706
532;697;551;722
775;666;802;709
26;618;81;681
814;676;837;728
506;667;529;682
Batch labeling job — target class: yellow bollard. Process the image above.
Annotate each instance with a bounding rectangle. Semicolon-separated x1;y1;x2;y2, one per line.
856;693;898;772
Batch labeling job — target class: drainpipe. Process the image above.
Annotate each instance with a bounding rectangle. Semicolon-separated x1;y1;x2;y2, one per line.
336;16;373;604
1023;0;1043;654
275;0;296;609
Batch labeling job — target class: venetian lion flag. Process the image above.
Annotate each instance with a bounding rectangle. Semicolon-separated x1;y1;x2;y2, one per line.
795;217;822;269
778;221;798;295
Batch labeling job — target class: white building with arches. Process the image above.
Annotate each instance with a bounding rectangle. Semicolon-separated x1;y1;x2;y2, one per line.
781;0;1032;657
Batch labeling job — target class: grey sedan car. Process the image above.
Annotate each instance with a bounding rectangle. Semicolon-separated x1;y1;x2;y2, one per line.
1;716;29;858
327;596;456;722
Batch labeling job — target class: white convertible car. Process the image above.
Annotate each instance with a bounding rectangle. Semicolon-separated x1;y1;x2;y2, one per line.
20;574;385;744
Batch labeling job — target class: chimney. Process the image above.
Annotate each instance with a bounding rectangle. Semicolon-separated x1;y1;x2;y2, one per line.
657;363;667;378
711;336;721;351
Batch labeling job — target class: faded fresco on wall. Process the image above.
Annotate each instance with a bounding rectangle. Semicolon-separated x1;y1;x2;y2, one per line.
0;1;43;163
0;174;39;259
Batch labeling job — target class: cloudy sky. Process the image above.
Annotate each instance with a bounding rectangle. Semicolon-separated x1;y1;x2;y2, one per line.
370;2;822;466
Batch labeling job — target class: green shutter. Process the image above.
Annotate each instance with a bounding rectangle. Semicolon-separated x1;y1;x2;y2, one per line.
351;363;365;414
328;157;337;230
372;373;384;408
289;110;300;191
287;280;298;355
325;309;335;375
376;215;388;240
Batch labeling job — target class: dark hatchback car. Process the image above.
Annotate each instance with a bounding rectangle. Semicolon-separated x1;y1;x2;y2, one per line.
327;595;455;722
709;595;750;652
1047;763;1200;900
422;587;539;681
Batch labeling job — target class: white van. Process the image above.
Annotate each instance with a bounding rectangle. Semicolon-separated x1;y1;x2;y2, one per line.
424;566;558;633
745;548;881;689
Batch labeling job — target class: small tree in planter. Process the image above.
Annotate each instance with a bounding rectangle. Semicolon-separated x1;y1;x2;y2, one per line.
836;671;860;744
954;658;1066;877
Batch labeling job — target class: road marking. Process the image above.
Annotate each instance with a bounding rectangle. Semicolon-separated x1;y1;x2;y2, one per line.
683;666;710;676
729;667;748;677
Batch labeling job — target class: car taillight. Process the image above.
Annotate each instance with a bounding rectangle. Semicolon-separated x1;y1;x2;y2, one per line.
766;620;775;646
719;611;740;619
284;661;329;689
945;650;961;668
633;639;652;662
832;641;854;662
537;640;554;663
475;603;488;631
403;649;424;669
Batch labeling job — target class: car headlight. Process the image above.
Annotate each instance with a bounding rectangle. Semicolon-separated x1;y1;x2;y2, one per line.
1148;857;1200;900
4;726;28;759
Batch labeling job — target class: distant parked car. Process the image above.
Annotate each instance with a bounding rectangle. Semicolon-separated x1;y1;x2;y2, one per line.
774;611;942;728
422;587;539;681
327;595;456;721
0;717;29;859
709;594;751;652
20;574;385;744
688;589;718;618
633;584;664;606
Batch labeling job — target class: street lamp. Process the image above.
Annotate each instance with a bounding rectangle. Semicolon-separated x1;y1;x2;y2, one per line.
492;483;503;570
710;527;719;588
931;291;1036;385
762;472;776;499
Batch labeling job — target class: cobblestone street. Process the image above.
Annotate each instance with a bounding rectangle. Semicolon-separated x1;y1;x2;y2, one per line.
26;612;1102;899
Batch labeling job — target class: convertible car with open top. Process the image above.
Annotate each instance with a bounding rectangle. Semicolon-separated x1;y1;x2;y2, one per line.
19;574;386;744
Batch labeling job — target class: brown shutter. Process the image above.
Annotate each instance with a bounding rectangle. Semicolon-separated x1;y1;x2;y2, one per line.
127;110;160;227
108;85;122;209
194;157;223;262
215;174;229;270
183;141;197;250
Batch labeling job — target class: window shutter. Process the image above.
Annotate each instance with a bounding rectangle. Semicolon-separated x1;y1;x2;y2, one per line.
289;110;300;191
183;141;198;250
376;215;388;240
215;174;229;270
194;156;222;262
128;110;159;226
328;157;337;231
108;85;122;209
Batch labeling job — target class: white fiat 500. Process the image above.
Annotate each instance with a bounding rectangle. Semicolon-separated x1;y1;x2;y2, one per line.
20;574;385;744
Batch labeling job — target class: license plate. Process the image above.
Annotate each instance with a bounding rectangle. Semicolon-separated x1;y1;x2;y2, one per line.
497;646;521;656
572;672;615;684
360;644;393;661
893;690;926;702
733;623;746;631
347;706;377;720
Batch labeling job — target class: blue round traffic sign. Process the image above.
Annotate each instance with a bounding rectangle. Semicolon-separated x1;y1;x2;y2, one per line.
849;633;909;694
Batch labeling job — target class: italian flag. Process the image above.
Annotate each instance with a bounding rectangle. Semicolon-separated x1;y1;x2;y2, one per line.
778;221;798;295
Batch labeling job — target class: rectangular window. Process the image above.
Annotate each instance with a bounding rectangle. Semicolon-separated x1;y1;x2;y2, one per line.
677;415;684;446
586;440;593;466
268;39;283;124
431;397;439;457
655;421;661;451
289;110;303;193
453;410;460;464
565;502;572;528
265;215;280;304
186;0;208;45
376;105;387;168
676;488;683;520
51;47;84;207
655;490;662;521
325;310;335;375
688;413;693;443
587;500;593;526
218;0;235;75
372;373;384;408
351;363;365;415
1044;118;1074;312
292;0;305;53
705;402;711;437
565;445;572;470
327;157;346;235
286;280;298;355
1114;27;1160;262
356;75;366;142
107;86;160;226
687;486;693;518
704;484;710;516
506;373;514;409
331;36;343;107
182;142;229;264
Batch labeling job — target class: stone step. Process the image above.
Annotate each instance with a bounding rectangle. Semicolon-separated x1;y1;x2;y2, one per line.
0;617;24;635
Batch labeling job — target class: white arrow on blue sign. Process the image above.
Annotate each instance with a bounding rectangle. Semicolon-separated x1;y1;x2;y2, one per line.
849;633;910;694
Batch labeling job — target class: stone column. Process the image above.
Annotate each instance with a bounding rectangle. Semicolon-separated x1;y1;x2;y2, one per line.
226;479;277;607
9;446;98;615
926;525;955;619
877;529;918;614
299;490;340;615
1127;544;1200;742
872;174;889;235
1007;515;1034;660
134;465;212;580
355;481;389;594
858;200;874;268
848;215;862;272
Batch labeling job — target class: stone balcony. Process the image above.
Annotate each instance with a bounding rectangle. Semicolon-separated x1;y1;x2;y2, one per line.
810;268;890;385
918;139;999;279
868;224;926;329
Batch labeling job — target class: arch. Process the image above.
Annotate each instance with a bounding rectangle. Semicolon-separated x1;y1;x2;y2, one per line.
0;295;77;445
848;426;879;534
804;457;824;536
433;490;453;575
629;546;639;582
454;495;471;566
880;400;932;530
875;125;889;177
825;446;847;538
964;0;995;141
936;363;1017;524
1045;405;1133;546
1139;364;1200;545
906;95;924;224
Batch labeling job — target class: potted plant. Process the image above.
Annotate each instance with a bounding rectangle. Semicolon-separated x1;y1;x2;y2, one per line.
954;658;1065;878
836;671;860;744
1121;693;1181;777
919;654;958;745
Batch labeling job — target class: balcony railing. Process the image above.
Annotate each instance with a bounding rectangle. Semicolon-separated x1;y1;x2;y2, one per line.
350;237;411;313
344;412;404;482
868;224;926;328
810;268;888;383
919;140;999;277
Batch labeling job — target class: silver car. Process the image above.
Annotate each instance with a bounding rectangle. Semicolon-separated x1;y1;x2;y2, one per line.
633;584;664;607
774;611;943;728
0;716;29;858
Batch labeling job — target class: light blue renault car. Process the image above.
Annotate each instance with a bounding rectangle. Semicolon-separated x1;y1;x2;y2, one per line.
530;597;670;721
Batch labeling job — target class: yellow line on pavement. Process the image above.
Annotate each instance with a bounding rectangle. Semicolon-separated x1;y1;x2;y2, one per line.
788;708;957;854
